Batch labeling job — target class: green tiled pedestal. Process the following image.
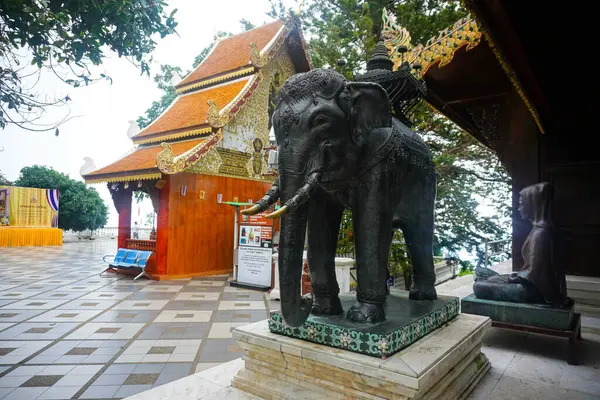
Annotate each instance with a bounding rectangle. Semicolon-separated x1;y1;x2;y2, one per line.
461;294;574;330
268;294;460;359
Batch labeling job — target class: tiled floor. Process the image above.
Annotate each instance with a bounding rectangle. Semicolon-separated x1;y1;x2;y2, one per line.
0;241;269;399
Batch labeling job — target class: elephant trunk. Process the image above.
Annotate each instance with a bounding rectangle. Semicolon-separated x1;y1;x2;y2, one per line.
278;201;312;327
241;178;280;216
265;172;320;219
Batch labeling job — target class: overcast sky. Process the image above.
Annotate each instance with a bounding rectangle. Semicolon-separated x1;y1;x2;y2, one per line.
0;0;297;226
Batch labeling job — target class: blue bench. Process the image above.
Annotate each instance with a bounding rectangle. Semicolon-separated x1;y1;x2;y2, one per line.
102;248;153;280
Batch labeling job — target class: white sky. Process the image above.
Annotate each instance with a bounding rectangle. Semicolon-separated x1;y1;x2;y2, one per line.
0;0;296;227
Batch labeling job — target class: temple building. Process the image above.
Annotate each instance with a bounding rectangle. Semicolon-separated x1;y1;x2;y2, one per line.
382;5;599;317
82;18;310;279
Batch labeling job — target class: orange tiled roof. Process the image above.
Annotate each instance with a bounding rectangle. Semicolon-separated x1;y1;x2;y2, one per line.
133;78;250;141
84;138;207;180
177;20;285;88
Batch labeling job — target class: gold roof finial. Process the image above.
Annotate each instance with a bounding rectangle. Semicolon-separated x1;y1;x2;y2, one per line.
293;0;307;17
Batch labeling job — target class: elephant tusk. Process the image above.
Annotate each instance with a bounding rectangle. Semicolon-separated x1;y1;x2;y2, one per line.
265;205;288;219
241;204;261;216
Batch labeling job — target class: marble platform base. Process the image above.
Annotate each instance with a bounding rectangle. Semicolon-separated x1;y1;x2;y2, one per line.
232;313;491;399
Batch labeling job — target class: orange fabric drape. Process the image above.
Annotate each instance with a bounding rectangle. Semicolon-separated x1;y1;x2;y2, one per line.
0;227;62;247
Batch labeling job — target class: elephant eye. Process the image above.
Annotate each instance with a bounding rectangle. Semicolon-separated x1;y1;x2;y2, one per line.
312;114;330;128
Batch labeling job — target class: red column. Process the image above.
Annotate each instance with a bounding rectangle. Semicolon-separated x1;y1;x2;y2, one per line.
117;190;133;249
156;177;170;275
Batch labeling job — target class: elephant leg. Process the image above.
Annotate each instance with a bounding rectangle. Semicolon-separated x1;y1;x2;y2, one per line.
403;213;438;300
307;196;345;316
346;196;393;323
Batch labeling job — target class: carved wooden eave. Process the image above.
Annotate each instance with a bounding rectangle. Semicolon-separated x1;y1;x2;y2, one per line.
156;129;223;174
381;7;544;135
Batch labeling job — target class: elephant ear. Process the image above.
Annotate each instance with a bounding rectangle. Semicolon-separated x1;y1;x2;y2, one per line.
345;82;392;140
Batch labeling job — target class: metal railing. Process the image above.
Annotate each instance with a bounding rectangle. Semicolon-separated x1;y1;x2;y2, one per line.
484;238;511;267
63;227;154;240
126;239;156;251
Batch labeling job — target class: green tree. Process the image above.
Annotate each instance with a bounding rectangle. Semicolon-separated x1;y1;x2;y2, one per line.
0;0;178;132
272;0;511;268
0;171;11;186
14;165;108;231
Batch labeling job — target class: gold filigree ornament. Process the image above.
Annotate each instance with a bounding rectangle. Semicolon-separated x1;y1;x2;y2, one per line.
156;142;186;174
206;100;230;128
382;8;413;52
249;42;266;68
382;7;482;77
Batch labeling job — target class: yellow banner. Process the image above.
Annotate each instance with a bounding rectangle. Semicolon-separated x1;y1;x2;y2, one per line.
0;186;59;227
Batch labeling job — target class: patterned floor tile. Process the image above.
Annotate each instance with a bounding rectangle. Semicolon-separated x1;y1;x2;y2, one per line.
77;291;132;301
91;310;160;324
187;281;225;287
154;310;212;323
0;364;101;399
137;323;210;340
56;299;119;310
0;301;18;308
28;292;86;301
173;292;220;301
223;286;259;293
180;285;223;293
111;300;169;311
36;279;80;286
0;323;80;340
0;292;39;301
221;292;266;301
198;338;243;363
139;286;183;293
163;301;218;311
0;286;19;292
82;366;162;398
65;323;145;340
2;300;70;310
126;292;176;301
28;310;103;323
207;322;246;339
58;284;105;292
27;340;127;365
109;280;152;286
0;323;15;332
217;301;265;310
0;341;52;364
115;339;201;363
211;310;267;323
0;310;45;323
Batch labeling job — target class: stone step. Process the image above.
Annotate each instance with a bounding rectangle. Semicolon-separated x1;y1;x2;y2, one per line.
581;316;600;335
566;275;600;292
575;303;600;319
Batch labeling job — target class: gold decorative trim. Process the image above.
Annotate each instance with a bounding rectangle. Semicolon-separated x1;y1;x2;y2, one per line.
460;1;544;134
382;6;544;134
84;172;161;184
133;126;212;144
156;129;223;174
156;143;186;174
382;8;482;77
206;100;230;128
175;67;255;94
188;169;274;184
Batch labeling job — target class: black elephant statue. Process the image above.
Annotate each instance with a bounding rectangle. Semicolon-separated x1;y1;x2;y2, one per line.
243;68;437;327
